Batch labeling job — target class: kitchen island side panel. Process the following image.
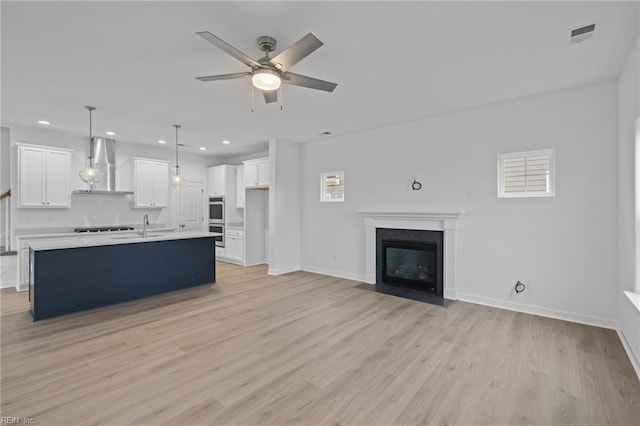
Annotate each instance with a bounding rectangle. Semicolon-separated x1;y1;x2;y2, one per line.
30;237;215;321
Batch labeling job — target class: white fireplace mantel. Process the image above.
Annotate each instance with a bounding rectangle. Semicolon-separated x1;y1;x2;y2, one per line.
357;210;463;300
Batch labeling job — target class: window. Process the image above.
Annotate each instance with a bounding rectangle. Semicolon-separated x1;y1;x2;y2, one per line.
498;149;555;198
321;171;344;202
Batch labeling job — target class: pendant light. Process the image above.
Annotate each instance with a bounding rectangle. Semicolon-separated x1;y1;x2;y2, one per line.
170;124;185;188
78;106;104;187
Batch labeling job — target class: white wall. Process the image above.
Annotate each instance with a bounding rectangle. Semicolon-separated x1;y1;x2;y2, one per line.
617;34;640;376
8;123;211;232
1;127;9;193
1;127;10;244
300;81;619;327
268;139;300;275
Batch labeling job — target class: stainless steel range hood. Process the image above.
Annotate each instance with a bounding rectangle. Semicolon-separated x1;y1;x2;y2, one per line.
73;137;133;195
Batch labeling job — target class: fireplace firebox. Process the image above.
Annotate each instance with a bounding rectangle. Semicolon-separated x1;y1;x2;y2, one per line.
376;228;444;302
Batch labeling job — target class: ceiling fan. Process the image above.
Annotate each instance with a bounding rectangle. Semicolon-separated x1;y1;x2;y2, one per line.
195;31;337;104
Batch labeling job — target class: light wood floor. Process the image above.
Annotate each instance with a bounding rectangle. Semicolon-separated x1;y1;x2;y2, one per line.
1;262;639;425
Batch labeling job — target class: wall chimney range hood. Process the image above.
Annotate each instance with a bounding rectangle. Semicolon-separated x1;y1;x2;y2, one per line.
73;137;133;196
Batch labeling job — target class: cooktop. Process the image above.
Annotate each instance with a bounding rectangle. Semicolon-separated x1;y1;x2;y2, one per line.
73;226;135;233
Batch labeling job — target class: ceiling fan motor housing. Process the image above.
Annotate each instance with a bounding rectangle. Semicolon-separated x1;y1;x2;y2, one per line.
257;36;277;53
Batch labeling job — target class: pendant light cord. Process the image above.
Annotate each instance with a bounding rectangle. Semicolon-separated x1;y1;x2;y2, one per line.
85;106;96;167
173;124;181;175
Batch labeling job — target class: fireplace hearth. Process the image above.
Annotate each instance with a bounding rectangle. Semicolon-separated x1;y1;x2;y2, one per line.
376;228;444;305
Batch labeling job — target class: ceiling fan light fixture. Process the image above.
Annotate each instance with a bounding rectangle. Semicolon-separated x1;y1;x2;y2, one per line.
252;68;281;91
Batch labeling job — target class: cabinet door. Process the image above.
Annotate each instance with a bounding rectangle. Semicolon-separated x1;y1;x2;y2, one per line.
245;162;259;187
44;150;70;207
257;159;269;186
19;146;46;207
209;167;225;196
226;235;243;261
135;160;154;207
236;166;245;208
152;162;169;207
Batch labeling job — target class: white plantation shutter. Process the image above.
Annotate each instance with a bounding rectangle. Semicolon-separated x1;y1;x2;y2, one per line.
498;149;555;198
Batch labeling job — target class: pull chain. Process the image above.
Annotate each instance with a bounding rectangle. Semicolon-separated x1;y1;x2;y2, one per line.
250;83;255;112
280;86;284;111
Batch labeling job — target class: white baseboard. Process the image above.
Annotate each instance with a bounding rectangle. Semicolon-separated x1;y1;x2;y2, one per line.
617;328;640;380
457;292;617;330
300;265;364;283
444;288;458;300
0;280;16;289
217;257;244;266
243;261;267;267
268;265;301;276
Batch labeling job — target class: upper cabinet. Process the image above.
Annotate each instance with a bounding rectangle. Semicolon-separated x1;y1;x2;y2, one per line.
243;157;269;188
134;158;169;208
208;166;226;196
236;165;245;209
207;165;236;197
18;144;72;208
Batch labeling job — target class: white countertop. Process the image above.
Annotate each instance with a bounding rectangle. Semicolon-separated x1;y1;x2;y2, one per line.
29;231;221;251
16;227;177;240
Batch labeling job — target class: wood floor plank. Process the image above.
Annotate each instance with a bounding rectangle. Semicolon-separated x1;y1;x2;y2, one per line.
1;261;639;425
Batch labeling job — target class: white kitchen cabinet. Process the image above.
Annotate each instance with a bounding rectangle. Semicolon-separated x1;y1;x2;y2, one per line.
134;158;169;208
225;229;244;264
208;165;238;197
17;144;72;208
243;157;269;188
208;166;226;196
236;165;245;209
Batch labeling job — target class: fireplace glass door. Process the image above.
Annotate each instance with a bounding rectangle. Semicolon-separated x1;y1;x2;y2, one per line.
382;240;437;292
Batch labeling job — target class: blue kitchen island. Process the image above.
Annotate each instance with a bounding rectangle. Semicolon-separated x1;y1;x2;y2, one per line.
29;232;218;321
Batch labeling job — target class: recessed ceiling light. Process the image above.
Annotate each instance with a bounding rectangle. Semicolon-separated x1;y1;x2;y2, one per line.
199;147;207;151
105;131;116;136
158;140;166;144
222;140;230;144
38;120;50;125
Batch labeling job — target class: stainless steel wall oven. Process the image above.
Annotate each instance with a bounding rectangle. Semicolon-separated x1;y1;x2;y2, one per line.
209;196;224;224
209;223;225;247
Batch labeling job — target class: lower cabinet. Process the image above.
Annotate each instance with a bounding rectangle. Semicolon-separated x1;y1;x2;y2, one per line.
225;229;244;264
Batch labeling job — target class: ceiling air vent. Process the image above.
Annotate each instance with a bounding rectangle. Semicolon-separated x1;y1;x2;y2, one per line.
570;22;597;44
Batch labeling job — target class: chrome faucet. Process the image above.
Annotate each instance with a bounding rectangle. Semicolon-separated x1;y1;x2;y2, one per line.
142;214;149;238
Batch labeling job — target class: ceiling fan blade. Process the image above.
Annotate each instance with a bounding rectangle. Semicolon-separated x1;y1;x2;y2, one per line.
196;31;261;68
195;72;252;82
282;72;337;92
270;33;323;71
263;89;278;104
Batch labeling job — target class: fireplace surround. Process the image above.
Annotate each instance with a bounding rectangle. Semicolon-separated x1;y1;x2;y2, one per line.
358;211;463;300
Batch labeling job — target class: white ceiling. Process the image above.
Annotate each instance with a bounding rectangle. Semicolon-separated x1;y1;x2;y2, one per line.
1;1;638;158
